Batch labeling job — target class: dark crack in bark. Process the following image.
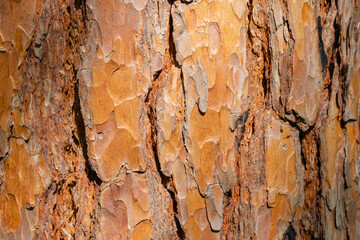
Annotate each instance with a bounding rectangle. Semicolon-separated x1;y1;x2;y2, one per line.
73;77;102;185
144;4;186;238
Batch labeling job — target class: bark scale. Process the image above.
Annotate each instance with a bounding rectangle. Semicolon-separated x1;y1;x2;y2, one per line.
0;0;359;239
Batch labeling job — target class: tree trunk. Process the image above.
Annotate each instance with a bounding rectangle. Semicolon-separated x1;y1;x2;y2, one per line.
0;0;359;239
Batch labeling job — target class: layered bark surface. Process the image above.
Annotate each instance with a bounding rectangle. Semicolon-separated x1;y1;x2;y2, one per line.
0;0;359;239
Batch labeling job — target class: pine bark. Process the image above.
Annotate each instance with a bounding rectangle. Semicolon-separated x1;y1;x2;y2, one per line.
0;0;359;239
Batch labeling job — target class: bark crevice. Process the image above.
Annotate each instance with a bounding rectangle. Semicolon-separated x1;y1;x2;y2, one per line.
73;76;102;185
144;4;186;238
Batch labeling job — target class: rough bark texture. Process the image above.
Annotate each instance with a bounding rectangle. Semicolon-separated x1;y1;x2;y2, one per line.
0;0;359;239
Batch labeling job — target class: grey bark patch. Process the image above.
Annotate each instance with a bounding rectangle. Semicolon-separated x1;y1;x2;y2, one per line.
182;59;208;114
194;60;208;113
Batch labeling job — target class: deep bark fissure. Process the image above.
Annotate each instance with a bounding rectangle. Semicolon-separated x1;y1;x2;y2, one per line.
222;0;272;238
180;70;189;154
298;129;323;239
73;77;103;185
283;224;297;240
247;0;271;105
145;75;186;240
317;16;328;70
144;4;186;238
169;12;181;69
74;0;88;28
67;2;102;186
315;133;324;240
234;110;251;149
